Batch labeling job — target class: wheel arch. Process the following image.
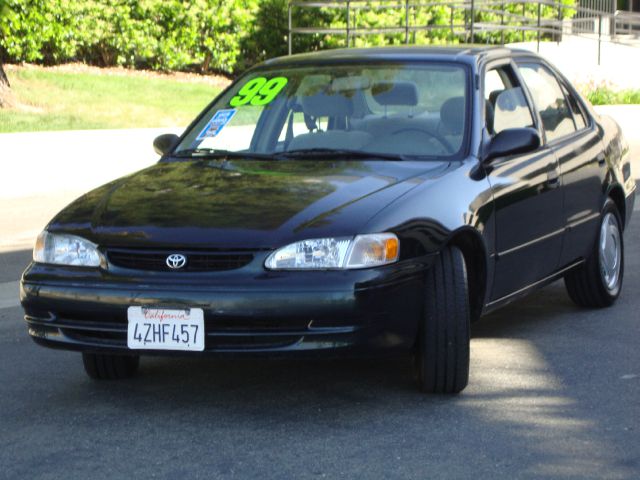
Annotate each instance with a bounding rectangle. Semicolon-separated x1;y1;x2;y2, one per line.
446;227;489;322
606;184;626;229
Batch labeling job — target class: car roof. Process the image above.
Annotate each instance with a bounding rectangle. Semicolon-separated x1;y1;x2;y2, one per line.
260;45;536;69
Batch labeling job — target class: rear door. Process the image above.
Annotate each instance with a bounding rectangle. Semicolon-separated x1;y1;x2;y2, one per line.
483;61;565;301
516;60;605;266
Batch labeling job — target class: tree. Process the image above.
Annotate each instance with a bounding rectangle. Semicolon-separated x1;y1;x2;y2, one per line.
0;46;10;109
0;0;12;107
0;63;7;88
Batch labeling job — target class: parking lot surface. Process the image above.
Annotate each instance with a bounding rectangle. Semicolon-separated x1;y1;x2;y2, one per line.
0;200;638;479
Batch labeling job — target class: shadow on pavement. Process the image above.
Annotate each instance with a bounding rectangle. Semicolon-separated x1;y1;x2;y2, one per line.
0;248;31;283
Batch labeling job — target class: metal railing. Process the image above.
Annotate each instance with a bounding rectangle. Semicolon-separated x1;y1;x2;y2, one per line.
614;9;640;35
287;0;640;64
574;0;615;17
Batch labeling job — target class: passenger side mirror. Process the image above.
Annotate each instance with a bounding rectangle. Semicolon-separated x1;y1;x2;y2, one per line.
484;128;540;163
153;133;180;156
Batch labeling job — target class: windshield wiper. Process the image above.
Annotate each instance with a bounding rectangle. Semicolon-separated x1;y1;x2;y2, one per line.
172;148;279;160
280;148;406;161
173;147;409;161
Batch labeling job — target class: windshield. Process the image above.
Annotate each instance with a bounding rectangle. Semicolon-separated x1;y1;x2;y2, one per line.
175;62;469;159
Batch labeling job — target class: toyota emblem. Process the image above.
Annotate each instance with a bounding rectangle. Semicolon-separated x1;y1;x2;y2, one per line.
166;253;187;269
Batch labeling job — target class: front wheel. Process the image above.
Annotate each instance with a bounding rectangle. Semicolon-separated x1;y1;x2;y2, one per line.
564;199;624;308
82;353;140;380
414;246;470;394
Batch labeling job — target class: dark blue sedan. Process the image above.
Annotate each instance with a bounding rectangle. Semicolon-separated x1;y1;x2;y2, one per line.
21;47;635;393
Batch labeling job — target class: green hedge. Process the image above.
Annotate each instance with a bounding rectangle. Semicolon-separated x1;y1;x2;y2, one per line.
585;87;640;105
0;0;261;73
0;0;577;74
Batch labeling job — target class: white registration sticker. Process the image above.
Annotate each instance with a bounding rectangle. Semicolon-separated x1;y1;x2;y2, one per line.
127;307;205;351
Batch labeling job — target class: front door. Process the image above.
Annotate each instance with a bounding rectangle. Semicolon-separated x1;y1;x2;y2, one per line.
483;62;565;301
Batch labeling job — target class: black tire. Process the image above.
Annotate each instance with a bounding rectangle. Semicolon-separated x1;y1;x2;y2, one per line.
82;353;140;380
564;199;624;308
415;246;470;394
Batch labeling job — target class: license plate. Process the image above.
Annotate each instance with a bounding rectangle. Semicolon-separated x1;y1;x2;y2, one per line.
127;307;205;351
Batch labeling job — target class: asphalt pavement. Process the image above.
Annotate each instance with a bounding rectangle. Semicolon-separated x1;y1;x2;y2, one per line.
0;205;639;479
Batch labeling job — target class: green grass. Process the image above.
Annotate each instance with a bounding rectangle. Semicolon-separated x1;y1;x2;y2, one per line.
585;87;640;106
0;67;223;133
3;67;638;133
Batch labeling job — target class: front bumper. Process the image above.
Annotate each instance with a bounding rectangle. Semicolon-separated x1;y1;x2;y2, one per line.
21;259;432;357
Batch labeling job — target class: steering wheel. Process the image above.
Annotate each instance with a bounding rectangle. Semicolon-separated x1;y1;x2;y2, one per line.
391;128;455;154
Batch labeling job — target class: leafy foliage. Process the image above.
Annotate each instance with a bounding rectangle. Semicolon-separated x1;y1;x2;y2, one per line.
0;0;259;73
584;87;640;105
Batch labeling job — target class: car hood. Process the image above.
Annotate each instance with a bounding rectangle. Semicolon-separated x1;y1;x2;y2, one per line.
49;159;451;249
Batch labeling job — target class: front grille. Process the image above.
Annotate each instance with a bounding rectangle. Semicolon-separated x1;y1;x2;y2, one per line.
107;249;254;272
62;328;127;346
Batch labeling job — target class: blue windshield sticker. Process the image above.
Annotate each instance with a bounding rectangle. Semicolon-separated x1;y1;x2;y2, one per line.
196;109;237;140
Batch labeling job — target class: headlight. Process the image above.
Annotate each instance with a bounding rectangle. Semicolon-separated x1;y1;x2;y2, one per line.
33;231;102;267
265;233;399;270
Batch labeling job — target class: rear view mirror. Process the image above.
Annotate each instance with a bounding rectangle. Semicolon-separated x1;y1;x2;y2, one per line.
484;128;540;163
153;133;180;156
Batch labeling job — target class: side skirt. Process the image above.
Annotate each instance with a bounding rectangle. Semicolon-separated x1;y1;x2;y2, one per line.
481;259;584;315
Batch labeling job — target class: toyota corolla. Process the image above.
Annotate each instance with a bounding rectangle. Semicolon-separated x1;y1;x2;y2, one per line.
20;47;635;393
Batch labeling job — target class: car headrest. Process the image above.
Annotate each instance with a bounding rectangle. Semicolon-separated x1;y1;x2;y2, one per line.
440;96;465;135
371;81;419;106
494;87;527;113
488;89;503;107
300;91;353;117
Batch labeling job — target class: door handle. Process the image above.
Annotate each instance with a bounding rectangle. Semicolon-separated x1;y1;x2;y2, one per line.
597;153;606;167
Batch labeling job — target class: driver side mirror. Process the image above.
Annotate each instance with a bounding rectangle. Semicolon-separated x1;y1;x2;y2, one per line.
153;133;180;156
484;128;540;163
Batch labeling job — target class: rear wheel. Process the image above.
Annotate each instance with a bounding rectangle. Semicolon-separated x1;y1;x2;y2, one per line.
564;199;624;308
414;246;470;394
82;353;140;380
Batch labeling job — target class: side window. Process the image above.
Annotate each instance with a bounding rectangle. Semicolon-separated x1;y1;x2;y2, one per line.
560;82;587;130
518;63;576;142
484;66;534;135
